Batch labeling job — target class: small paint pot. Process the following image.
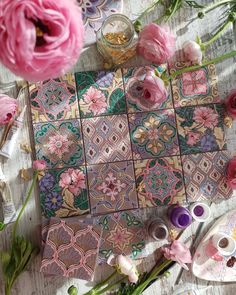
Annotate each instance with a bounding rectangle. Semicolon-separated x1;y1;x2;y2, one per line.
169;206;192;229
190;202;211;222
212;233;236;256
147;218;169;241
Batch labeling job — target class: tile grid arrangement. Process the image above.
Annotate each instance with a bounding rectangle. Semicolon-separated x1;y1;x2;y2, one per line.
29;63;233;280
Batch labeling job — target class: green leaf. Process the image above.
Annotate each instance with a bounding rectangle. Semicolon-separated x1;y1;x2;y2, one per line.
0;251;11;279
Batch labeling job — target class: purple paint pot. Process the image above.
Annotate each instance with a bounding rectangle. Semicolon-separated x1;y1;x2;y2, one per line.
169;206;192;229
190;202;211;222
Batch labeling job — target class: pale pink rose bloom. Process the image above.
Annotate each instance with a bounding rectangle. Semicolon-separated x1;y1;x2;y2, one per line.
137;23;176;64
162;240;192;270
186;132;201;146
0;0;84;81
59;168;85;195
83;86;108;115
183;41;203;65
193;107;218;129
33;160;47;171
143;71;168;103
0;94;18;125
226;157;236;189
48;134;71;157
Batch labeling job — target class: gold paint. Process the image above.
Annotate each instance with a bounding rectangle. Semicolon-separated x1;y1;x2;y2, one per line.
20;143;32;154
20;169;31;181
169;229;178;240
104;32;129;45
224;116;233;128
36;26;44;37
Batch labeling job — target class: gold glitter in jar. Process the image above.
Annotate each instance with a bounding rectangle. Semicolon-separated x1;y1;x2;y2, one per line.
104;32;129;45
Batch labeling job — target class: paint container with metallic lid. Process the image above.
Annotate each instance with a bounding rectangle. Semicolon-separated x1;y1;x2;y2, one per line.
169;206;192;229
147;218;169;241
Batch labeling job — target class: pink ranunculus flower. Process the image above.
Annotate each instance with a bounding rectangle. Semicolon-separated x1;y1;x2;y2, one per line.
187;132;201;146
137;23;176;64
183;41;203;65
143;71;168;103
83;86;108;115
162;240;192;270
59;168;86;195
226;157;236;189
33;160;47;171
225;89;236;119
0;0;84;82
0;94;18;125
193;107;218;129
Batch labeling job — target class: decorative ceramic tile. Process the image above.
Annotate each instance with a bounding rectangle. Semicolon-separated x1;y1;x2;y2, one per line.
75;69;126;118
182;151;233;202
82;114;132;164
39;167;89;218
170;62;220;108
29;74;79;123
123;65;173;113
41;217;102;280
129;110;179;159
176;104;226;155
34;120;84;169
87;161;138;214
78;0;123;45
134;156;186;207
98;210;146;263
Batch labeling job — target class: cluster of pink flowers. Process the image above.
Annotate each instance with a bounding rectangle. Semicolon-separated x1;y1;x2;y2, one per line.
59;168;86;195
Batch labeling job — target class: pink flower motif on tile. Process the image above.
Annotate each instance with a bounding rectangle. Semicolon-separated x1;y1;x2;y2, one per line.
182;69;208;96
187;132;201;146
193;106;218;129
97;172;127;201
59;168;86;195
107;224;134;251
48;134;72;157
83;86;108;115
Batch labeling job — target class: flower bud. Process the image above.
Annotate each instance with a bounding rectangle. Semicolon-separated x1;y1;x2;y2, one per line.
68;286;78;295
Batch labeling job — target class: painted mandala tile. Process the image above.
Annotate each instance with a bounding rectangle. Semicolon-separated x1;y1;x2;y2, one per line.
29;74;79;123
134;156;186;207
182;151;233;202
122;64;173;113
97;210;146;263
82;114;132;164
87;161;138;215
176;103;226;155
75;69;126;118
34;120;84;169
38;167;89;218
40;217;102;280
170;62;220;108
129;110;179;160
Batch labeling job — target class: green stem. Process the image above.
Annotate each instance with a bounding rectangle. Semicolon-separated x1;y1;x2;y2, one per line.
134;0;162;23
96;277;126;295
202;20;233;48
169;50;236;80
166;0;182;22
5;283;11;295
200;0;236;15
12;171;38;241
93;270;117;291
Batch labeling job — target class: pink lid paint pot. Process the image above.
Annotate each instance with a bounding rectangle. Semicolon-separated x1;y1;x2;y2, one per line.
190;202;211;222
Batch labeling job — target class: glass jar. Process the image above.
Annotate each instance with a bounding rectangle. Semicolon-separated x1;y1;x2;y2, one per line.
96;14;138;68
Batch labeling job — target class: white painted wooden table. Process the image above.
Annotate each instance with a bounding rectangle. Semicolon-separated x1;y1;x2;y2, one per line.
0;1;236;294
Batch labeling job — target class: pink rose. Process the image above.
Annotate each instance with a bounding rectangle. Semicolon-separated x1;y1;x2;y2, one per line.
226;157;236;189
137;23;176;64
59;168;86;195
183;41;202;65
226;90;236;119
143;71;168;103
0;94;18;125
0;0;84;81
33;160;47;171
187;132;200;146
162;240;192;270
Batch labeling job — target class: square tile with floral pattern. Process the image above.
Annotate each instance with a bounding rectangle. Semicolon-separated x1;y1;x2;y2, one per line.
170;62;220;108
75;69;126;118
134;156;186;207
40;217;102;280
82;114;132;164
129;110;179;160
34;120;84;169
87;161;138;215
182;151;233;202
39;167;89;218
29;74;79;123
123;65;173;113
97;210;147;264
176;103;226;155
